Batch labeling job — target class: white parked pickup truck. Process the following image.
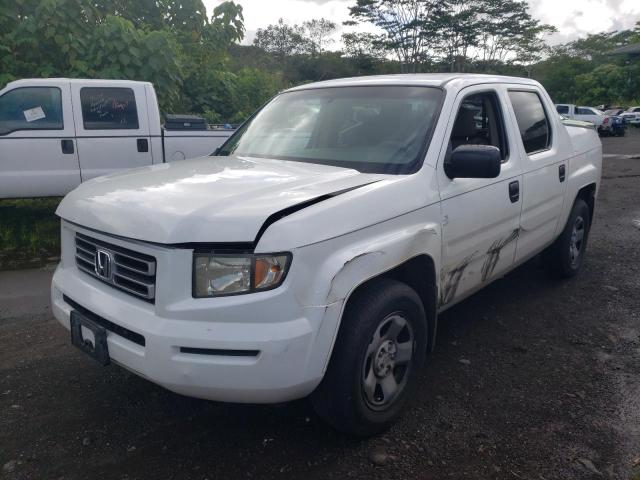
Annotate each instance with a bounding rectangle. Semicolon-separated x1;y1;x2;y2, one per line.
554;103;614;132
620;106;640;126
52;74;602;436
0;78;234;198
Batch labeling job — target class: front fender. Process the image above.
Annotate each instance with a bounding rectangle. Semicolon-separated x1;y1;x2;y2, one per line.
290;204;442;378
293;203;442;308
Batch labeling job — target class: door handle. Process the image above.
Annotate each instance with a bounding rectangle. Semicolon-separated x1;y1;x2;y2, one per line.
509;180;520;203
137;138;149;153
559;164;566;182
61;139;74;154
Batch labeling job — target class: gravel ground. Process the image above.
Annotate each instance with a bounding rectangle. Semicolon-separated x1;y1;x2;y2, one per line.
601;125;640;156
1;131;639;480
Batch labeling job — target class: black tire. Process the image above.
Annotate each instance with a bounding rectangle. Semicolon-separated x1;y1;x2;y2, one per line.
311;277;427;436
543;198;591;279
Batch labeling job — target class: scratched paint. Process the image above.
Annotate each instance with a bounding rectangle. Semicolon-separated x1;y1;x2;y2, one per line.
439;251;478;306
481;229;520;282
439;228;520;306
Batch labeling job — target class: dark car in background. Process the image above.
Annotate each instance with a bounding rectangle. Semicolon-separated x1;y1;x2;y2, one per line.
603;109;628;137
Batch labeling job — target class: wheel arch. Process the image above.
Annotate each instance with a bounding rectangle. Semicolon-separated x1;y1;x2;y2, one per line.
575;182;597;224
340;254;439;353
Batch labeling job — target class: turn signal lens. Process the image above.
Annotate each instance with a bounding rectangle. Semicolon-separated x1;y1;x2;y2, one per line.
254;255;289;290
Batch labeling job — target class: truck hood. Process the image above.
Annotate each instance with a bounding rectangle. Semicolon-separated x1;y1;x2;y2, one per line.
57;156;385;245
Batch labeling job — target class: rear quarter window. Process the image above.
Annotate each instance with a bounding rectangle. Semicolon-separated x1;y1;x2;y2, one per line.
80;87;139;130
508;91;551;155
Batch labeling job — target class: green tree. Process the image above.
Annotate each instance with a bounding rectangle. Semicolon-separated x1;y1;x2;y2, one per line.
178;1;246;118
254;18;307;62
231;67;285;122
564;29;639;63
575;64;640;105
0;0;99;80
206;0;245;45
432;0;555;72
302;18;337;56
533;21;640;104
73;15;183;111
532;52;593;103
341;32;386;60
432;0;481;72
341;32;388;74
0;0;252;122
93;0;208;34
477;0;555;66
347;0;441;73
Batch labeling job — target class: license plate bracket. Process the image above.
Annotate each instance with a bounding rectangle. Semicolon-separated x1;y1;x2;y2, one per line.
70;310;110;366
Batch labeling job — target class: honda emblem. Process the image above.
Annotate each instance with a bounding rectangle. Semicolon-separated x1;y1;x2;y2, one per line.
95;249;112;280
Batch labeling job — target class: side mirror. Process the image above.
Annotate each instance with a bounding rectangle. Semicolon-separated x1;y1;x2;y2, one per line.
444;145;502;179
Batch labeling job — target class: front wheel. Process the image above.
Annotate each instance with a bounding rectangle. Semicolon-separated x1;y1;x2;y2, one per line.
543;198;591;278
311;278;427;436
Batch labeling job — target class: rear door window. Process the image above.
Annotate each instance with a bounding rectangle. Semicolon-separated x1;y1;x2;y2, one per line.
0;87;63;134
556;105;569;115
80;87;139;130
508;91;552;154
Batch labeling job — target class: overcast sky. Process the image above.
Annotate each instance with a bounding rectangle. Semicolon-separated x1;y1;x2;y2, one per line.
204;0;640;47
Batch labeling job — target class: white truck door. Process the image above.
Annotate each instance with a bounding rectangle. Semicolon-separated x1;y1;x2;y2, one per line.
0;82;80;198
70;82;152;180
437;85;523;308
506;89;569;264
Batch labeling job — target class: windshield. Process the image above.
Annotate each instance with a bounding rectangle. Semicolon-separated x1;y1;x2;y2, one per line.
217;86;443;174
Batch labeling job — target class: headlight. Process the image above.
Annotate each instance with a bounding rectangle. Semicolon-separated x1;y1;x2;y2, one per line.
193;253;291;297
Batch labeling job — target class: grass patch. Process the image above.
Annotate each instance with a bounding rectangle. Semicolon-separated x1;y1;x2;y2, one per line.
0;198;62;270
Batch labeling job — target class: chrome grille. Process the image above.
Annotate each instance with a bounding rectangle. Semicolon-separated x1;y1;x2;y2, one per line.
74;232;156;302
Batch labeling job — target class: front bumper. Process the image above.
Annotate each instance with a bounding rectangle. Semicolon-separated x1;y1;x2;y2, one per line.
51;224;342;404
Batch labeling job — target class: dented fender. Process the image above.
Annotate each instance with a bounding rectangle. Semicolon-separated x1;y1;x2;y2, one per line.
293;206;442;308
286;204;442;375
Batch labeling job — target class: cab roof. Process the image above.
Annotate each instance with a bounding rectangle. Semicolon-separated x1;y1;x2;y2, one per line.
5;78;152;88
285;73;541;92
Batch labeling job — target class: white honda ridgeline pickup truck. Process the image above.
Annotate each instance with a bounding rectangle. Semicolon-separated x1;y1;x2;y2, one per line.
0;78;233;198
52;74;601;436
